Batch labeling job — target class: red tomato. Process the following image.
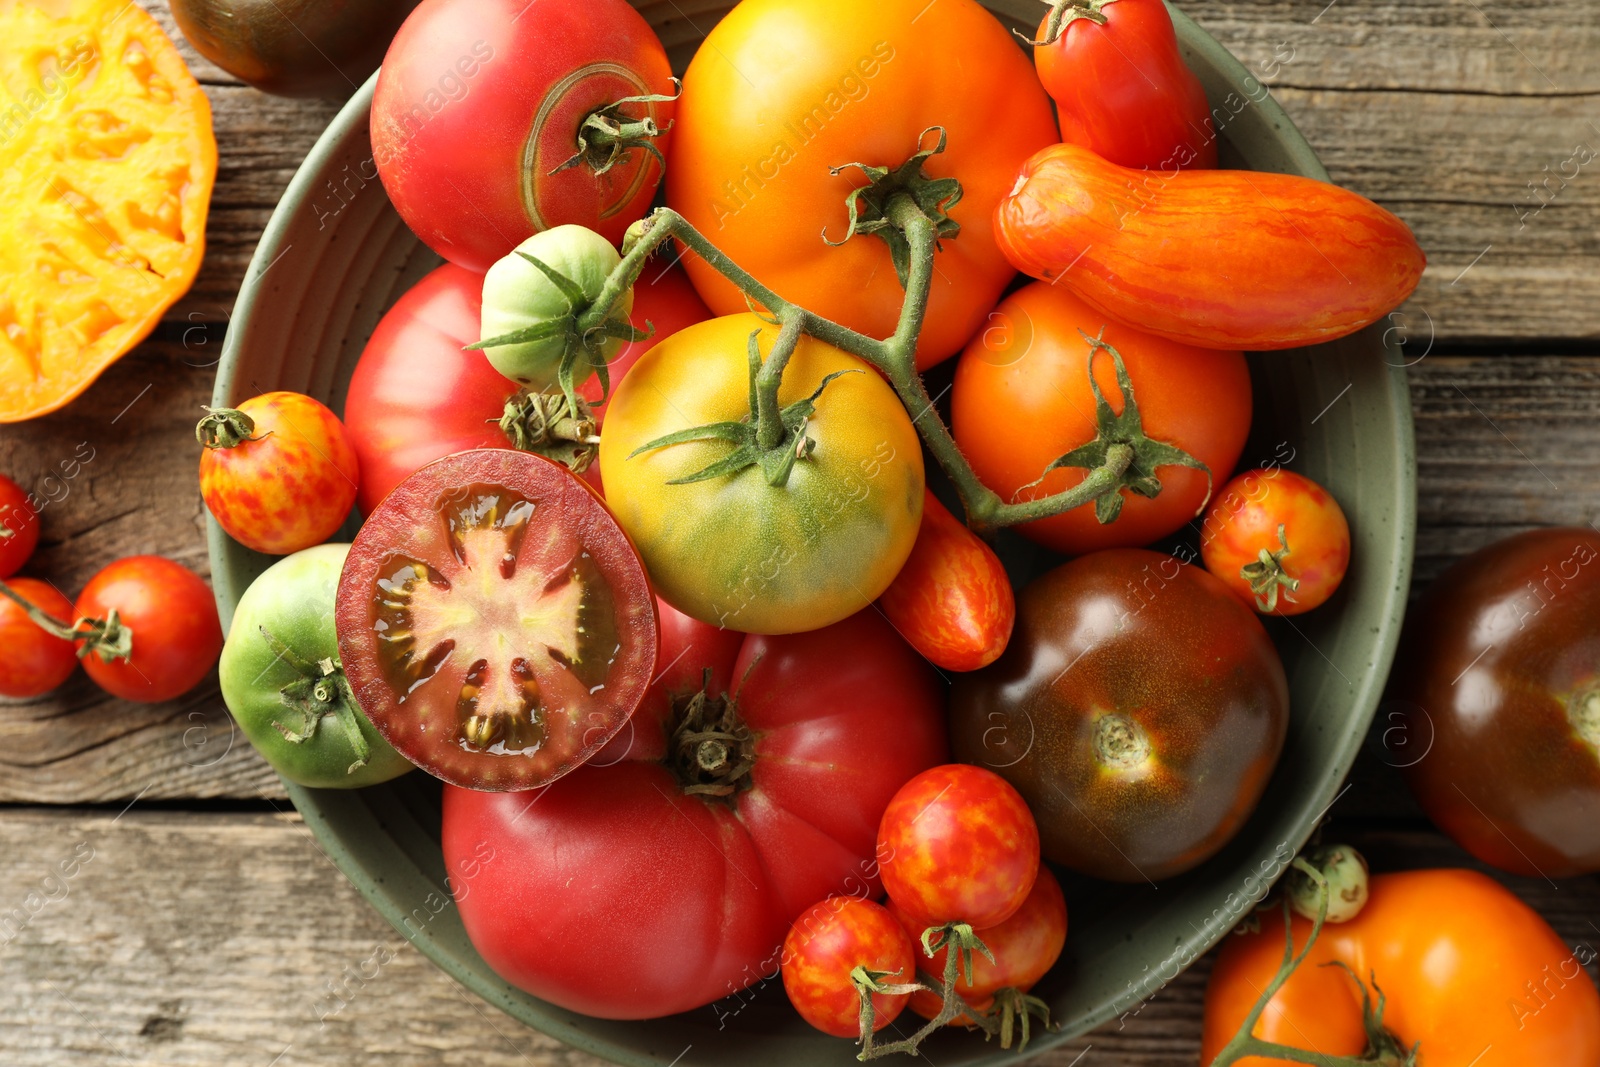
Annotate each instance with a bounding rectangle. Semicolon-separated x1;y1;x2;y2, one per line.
371;0;674;272
888;865;1066;1023
877;764;1040;931
782;896;916;1038
952;280;1250;555
0;474;39;577
75;557;223;703
878;491;1014;672
1201;469;1351;615
336;450;656;790
1033;0;1216;170
0;578;78;697
344;262;709;514
441;600;948;1018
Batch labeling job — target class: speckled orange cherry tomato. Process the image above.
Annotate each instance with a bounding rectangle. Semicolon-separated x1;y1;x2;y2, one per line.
888;865;1066;1023
198;391;360;555
878;490;1015;672
877;764;1040;931
781;896;916;1038
1201;469;1350;616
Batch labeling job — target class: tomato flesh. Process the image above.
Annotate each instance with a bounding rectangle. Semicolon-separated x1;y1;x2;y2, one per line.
337;450;656;790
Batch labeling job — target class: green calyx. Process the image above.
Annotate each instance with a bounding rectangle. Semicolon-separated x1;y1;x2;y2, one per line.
498;390;601;474
195;406;269;450
1017;328;1211;524
549;80;681;178
1018;0;1126;47
628;325;860;489
257;625;371;774
0;578;131;661
1241;523;1301;612
825;126;963;289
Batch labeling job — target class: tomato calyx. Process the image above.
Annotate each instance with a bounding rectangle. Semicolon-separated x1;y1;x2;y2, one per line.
1018;0;1126;47
195;406;271;450
0;578;133;662
667;669;756;799
1092;712;1152;772
256;625;374;773
824;126;963;290
1016;328;1213;525
549;80;682;179
498;390;601;474
1567;684;1600;751
1240;523;1301;612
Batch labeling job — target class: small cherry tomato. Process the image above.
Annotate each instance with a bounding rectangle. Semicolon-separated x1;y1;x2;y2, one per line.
76;557;224;703
782;896;917;1038
888;865;1067;1024
877;764;1041;931
1200;469;1351;615
0;474;39;578
0;578;78;697
198;391;360;555
877;491;1015;672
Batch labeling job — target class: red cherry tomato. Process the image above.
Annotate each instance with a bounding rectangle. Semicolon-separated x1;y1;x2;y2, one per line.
371;0;674;272
75;557;223;703
1201;469;1351;615
877;764;1041;931
877;491;1015;672
0;578;78;697
782;896;917;1038
0;474;40;578
199;391;360;555
1032;0;1215;170
888;865;1067;1023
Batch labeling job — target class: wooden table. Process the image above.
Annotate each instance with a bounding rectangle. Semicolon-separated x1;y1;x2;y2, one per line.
3;1;1598;1063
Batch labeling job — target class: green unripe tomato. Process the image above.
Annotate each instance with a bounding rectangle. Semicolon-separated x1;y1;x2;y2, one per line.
479;224;634;391
1288;843;1370;924
219;543;413;789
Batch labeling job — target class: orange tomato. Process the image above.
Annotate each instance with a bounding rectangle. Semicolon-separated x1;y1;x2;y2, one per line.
877;491;1014;671
951;280;1250;555
667;0;1057;368
781;896;916;1038
1201;469;1351;615
1202;870;1600;1067
995;143;1425;350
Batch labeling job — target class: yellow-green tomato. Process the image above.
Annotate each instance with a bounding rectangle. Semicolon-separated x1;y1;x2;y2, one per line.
599;314;923;634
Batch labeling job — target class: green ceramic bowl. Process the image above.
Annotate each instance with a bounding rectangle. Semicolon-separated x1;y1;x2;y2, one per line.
210;4;1415;1062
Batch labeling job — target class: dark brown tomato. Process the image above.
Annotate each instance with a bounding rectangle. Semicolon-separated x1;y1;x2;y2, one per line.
950;549;1289;883
1392;528;1600;877
335;449;657;791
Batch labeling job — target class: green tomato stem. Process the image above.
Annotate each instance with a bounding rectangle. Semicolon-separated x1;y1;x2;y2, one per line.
755;316;804;451
0;578;79;641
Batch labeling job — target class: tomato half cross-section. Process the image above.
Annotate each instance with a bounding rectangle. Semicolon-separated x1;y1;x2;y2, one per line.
335;449;657;790
441;598;949;1019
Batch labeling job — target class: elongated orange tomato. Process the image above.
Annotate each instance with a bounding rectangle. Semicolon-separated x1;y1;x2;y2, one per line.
877;491;1014;672
995;143;1425;351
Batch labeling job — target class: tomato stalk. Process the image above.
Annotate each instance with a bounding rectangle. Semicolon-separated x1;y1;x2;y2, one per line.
498;390;602;473
0;577;132;662
667;672;756;799
548;81;680;178
1021;0;1125;46
1240;523;1301;612
255;624;373;773
195;405;271;449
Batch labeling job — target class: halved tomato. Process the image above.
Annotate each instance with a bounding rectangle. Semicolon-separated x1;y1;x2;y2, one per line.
335;449;657;790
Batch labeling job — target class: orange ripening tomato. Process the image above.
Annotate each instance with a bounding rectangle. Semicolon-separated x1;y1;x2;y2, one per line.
782;896;917;1038
995;143;1425;350
1201;469;1350;615
668;0;1057;369
1201;870;1600;1067
877;491;1014;672
0;0;216;422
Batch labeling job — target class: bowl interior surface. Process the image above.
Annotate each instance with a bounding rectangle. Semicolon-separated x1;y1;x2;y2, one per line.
210;4;1415;1063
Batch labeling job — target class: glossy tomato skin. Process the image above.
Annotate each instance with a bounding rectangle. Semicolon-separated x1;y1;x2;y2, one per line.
877;764;1040;931
200;391;360;555
1393;528;1600;877
0;578;78;697
668;0;1057;369
1034;0;1215;170
442;603;948;1019
0;474;39;577
599;314;924;635
888;865;1066;1023
952;281;1250;554
336;450;656;791
76;557;223;703
372;0;674;272
878;491;1014;672
951;550;1289;882
996;143;1426;351
782;896;916;1037
1201;870;1600;1067
1201;469;1350;616
344;262;708;514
